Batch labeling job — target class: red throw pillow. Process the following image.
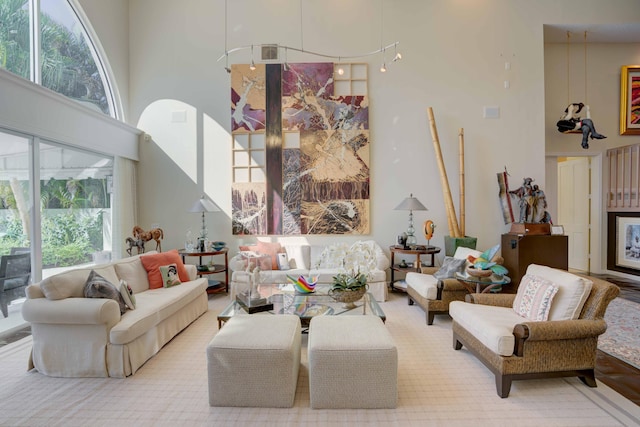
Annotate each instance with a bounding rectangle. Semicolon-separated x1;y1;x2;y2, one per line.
239;244;259;252
140;250;190;289
256;241;283;270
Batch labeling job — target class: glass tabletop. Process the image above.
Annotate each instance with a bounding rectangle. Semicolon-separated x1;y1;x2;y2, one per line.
454;272;511;285
217;283;386;328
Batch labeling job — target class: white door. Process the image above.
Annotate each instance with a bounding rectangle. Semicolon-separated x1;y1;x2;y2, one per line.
557;157;590;272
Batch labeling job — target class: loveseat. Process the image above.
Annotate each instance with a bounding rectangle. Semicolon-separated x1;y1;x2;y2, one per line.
22;250;208;378
229;240;390;302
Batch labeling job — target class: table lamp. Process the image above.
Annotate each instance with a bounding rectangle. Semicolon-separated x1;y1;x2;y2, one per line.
189;195;220;251
394;193;428;245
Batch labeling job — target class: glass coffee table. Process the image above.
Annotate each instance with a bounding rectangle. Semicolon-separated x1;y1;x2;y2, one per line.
217;283;386;329
454;271;511;294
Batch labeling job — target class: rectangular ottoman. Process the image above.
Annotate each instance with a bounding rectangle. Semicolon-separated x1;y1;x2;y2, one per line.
308;315;398;409
207;314;301;407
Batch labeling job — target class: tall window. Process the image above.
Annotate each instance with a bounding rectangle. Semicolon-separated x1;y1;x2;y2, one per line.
0;0;115;117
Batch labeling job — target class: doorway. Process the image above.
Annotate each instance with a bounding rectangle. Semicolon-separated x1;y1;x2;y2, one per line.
555;155;602;274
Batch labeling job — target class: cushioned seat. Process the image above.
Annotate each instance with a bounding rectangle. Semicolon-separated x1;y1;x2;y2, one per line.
207;314;301;407
308;316;397;409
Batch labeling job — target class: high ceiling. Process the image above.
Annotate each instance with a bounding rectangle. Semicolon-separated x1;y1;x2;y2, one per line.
545;23;640;43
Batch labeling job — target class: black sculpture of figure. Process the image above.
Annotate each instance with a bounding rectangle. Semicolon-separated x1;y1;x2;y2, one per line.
556;102;606;149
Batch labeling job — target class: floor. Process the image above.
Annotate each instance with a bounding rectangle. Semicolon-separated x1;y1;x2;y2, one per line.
592;274;640;406
1;274;639;407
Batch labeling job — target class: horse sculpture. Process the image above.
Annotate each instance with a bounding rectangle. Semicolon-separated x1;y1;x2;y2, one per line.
132;226;164;252
125;237;145;256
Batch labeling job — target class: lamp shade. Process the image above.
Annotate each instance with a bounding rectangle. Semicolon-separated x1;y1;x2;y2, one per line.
189;196;220;213
394;193;427;211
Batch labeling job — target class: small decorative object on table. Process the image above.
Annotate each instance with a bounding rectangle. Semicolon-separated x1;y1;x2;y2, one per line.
465;244;508;278
287;275;317;293
329;272;368;309
211;241;226;251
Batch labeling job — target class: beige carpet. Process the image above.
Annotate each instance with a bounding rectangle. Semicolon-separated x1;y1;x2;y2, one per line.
0;292;639;426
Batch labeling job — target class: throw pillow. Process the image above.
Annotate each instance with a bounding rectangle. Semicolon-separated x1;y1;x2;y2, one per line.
119;279;136;310
256;241;283;270
160;263;182;287
140;250;190;289
277;252;290;270
512;274;559;321
433;256;466;280
525;264;592;320
84;270;127;315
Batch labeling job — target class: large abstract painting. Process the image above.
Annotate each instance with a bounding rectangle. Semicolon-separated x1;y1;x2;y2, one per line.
231;62;369;235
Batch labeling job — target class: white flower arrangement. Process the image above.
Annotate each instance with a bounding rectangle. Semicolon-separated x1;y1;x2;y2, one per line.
316;241;377;279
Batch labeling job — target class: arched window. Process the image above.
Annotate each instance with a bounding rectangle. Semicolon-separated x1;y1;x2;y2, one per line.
0;0;117;117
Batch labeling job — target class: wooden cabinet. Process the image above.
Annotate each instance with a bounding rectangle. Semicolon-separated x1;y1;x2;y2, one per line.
501;234;568;293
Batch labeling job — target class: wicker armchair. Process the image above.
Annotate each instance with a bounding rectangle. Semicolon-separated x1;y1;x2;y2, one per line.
407;266;469;325
450;273;619;398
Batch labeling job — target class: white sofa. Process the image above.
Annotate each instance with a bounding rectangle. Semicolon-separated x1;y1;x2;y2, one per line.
21;251;208;378
229;240;390;302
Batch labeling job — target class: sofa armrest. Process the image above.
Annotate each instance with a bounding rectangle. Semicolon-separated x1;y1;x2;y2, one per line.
467;293;515;307
22;297;121;326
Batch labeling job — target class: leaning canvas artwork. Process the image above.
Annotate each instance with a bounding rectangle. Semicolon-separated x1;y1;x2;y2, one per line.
231;62;370;235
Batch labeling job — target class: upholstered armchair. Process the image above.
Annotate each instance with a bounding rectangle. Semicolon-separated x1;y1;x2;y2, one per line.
406;246;481;325
449;264;619;398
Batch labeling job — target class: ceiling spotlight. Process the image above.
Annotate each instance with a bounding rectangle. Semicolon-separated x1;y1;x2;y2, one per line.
225;67;231;73
337;67;344;75
380;62;387;73
393;52;402;62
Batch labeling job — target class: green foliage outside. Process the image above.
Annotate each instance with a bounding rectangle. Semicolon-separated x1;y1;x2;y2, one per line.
0;210;104;267
0;0;109;114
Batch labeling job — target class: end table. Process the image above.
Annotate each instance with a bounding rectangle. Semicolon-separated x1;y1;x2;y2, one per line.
389;245;441;292
179;248;228;294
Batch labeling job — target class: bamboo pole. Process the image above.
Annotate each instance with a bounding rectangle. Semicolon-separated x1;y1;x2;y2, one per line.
427;107;462;237
458;128;465;236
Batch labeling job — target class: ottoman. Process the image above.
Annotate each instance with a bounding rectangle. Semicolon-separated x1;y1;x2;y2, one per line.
206;314;301;407
308;316;398;409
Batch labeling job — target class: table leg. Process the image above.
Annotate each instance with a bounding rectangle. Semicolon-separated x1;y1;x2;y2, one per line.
416;254;421;272
390;251;396;291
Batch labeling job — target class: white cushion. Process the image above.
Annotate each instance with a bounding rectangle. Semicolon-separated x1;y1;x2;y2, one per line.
283;244;310;270
114;257;151;294
40;265;119;300
405;272;439;300
450;301;524;356
453;246;482;267
525;264;592;320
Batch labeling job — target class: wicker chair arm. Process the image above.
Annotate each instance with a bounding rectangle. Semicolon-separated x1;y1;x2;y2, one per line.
420;266;439;275
514;318;607;342
467;293;515;307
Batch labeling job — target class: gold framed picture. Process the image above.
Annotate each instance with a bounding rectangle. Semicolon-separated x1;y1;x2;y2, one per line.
619;65;640;135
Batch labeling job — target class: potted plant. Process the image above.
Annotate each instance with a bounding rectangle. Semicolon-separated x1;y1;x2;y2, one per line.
329;271;368;308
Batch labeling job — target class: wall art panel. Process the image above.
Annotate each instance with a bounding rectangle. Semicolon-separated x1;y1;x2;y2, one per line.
231;63;369;235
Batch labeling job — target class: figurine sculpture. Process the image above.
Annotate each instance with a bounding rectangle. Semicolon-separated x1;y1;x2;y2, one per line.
556;103;606;149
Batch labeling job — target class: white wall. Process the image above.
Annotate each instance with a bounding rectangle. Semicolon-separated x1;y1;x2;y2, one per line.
87;0;640;260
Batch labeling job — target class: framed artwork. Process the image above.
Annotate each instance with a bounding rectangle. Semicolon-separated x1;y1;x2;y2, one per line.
615;215;640;270
619;65;640;135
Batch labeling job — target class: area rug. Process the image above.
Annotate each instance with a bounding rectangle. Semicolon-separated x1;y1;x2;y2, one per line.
599;297;640;369
0;293;639;426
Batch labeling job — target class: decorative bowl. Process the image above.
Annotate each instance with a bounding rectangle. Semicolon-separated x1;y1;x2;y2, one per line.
466;266;493;278
328;285;368;306
211;241;226;251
